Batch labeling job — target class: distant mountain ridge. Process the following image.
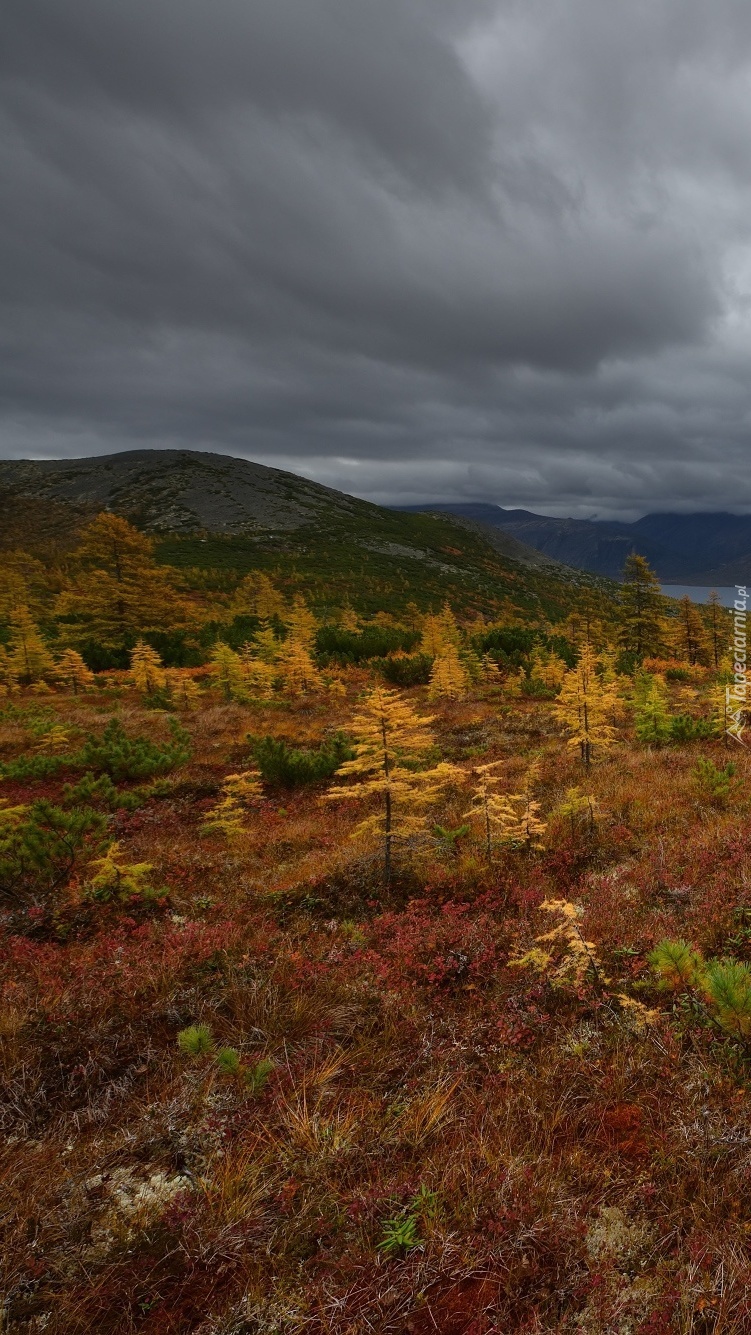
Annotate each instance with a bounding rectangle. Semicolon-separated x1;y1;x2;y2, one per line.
395;502;751;584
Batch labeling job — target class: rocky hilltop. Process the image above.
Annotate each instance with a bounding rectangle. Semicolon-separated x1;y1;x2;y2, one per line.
0;449;561;572
0;449;374;534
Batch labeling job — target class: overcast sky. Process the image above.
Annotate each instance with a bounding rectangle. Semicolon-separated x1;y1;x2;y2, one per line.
3;1;751;517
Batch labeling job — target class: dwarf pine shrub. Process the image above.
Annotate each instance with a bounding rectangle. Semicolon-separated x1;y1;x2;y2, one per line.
649;939;751;1039
245;1057;275;1094
648;938;704;990
0;799;107;905
316;625;419;666
77;716;191;781
215;1047;241;1076
62;772;119;810
376;653;434;687
249;733;353;788
669;714;714;742
0;753;69;781
693;757;737;803
176;1026;274;1090
703;959;751;1037
177;1024;214;1056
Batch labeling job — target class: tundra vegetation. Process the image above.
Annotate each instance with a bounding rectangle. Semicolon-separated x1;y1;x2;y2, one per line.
2;516;751;1331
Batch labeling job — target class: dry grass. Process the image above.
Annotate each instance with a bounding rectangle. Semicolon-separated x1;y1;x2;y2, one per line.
2;674;751;1332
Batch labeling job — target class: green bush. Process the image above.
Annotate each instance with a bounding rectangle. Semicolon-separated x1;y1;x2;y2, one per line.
669;714;714;742
316;625;419;666
177;1024;214;1056
649;939;751;1039
693;757;737;802
245;1057;275;1094
375;653;433;686
77;717;191;782
62;772;120;809
0;800;106;905
0;754;68;781
249;732;353;788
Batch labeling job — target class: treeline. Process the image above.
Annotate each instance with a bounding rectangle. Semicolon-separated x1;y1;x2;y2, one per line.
0;515;735;720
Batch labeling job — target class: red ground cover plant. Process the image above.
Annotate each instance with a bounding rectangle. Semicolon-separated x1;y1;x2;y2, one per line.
3;647;751;1333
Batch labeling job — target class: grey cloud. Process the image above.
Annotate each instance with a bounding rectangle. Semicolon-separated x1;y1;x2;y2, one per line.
1;0;751;518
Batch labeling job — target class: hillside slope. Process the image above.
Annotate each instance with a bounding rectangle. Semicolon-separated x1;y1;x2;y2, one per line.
0;449;612;620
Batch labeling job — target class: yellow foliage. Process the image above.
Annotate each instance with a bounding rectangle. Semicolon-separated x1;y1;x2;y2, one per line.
202;769;263;839
279;638;322;696
6;606;53;685
510;899;607;989
56;513;192;652
54;649;95;694
285;596;318;651
339;604;360;632
236;642;276;699
554;642;618;766
429;644;469;700
327;685;460;881
231;572;284;620
210;643;246;701
88;842;155;901
130;641;166;694
166;670;202;709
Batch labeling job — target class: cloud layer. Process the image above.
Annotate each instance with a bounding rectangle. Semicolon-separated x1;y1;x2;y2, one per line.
3;0;751;516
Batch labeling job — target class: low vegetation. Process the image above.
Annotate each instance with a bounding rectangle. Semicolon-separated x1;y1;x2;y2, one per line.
2;522;751;1331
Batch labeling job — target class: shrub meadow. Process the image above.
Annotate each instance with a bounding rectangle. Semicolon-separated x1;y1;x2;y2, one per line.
3;519;751;1331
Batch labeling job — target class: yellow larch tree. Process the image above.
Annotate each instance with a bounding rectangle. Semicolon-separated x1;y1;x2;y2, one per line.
704;590;728;671
279;637;322;696
463;762;519;860
327;685;460;884
284;595;318;651
618;554;667;661
438;603;461;645
210;643;246;701
419;613;449;657
166;669;202;709
528;645;567;693
252;625;282;664
513;764;548;851
549;787;599;840
54;648;95;694
87;842;155;903
238;644;276;699
672;595;709;666
480;653;502;685
554;641;618;767
429;643;470;700
504;666;526;697
130;640;167;694
202;770;264;838
0;551;50;622
0;646;18;694
6;606;54;685
230;571;285;620
339;604;361;632
55;513;192;654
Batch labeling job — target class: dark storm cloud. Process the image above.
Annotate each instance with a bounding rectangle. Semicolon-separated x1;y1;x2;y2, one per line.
2;0;751;516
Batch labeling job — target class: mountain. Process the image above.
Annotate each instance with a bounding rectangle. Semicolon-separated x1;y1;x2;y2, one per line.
396;502;751;584
0;449;611;620
0;449;382;535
